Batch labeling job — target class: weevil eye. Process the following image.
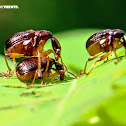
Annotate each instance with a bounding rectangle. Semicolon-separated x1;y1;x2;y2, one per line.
56;48;61;54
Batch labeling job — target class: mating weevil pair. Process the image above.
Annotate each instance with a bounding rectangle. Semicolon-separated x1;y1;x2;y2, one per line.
1;30;62;77
0;29;126;85
0;29;77;85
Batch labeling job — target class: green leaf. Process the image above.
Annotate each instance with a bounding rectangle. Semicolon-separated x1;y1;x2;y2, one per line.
0;29;126;126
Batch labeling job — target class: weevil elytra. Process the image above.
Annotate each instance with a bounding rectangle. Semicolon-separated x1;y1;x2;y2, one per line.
16;57;70;85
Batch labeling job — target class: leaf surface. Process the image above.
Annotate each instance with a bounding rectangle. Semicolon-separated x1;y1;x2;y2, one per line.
0;29;126;126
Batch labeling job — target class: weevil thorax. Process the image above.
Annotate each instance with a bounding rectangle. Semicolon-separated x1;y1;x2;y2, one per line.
54;62;64;80
111;29;125;50
32;30;53;55
48;57;55;68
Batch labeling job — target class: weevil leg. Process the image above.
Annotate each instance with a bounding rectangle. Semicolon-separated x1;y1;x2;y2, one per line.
83;52;102;76
79;70;83;75
37;51;50;85
0;55;12;77
41;56;50;77
7;57;17;77
7;53;24;73
104;56;109;63
37;50;42;77
49;71;54;85
41;77;46;85
113;50;119;64
49;69;65;84
51;37;69;76
31;71;38;85
5;53;24;59
44;56;49;73
0;53;24;78
60;57;78;78
52;67;77;80
12;58;17;68
41;49;55;56
0;56;16;77
5;55;12;72
25;71;38;86
67;71;78;78
60;57;68;71
11;57;17;75
51;68;65;75
37;51;50;78
39;52;50;74
86;52;111;75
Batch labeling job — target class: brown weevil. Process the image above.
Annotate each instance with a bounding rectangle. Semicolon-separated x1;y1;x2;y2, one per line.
82;29;126;75
16;57;74;85
0;29;63;78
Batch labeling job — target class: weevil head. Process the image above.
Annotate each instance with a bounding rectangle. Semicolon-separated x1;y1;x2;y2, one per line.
37;30;52;40
54;62;64;80
48;57;55;68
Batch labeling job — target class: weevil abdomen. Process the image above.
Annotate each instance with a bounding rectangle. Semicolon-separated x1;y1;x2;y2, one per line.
86;29;125;56
16;57;54;81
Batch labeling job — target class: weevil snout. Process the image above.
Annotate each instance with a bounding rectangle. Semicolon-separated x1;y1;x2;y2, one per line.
55;52;61;61
51;37;61;61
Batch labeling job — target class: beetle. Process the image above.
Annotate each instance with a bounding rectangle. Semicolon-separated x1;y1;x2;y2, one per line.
82;29;126;75
0;29;63;78
16;57;71;85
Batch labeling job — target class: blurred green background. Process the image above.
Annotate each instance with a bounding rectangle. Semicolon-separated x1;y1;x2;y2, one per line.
0;0;125;55
1;1;126;126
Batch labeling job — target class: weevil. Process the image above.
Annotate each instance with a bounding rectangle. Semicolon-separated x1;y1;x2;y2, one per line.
0;30;63;77
16;57;74;85
82;29;126;75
